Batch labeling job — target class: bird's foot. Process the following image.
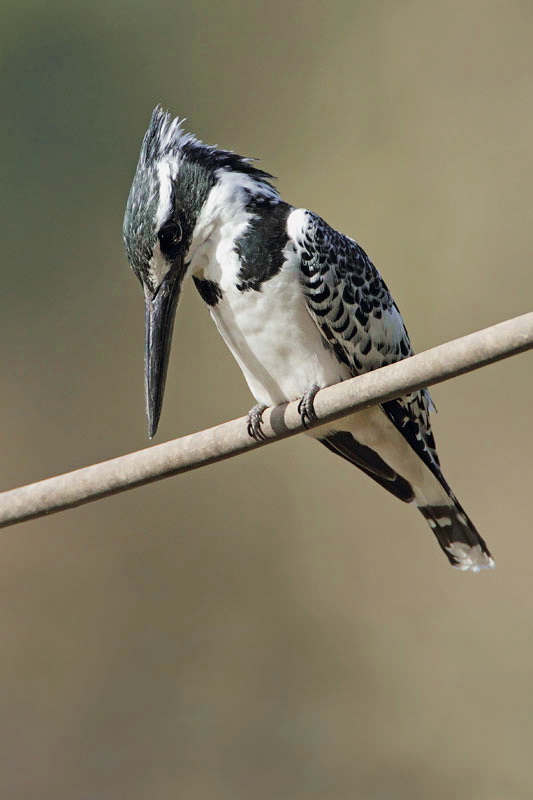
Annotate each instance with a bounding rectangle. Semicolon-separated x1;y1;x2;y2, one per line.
297;384;320;429
246;403;268;441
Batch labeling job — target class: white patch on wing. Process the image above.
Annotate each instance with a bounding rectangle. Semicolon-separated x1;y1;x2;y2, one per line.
287;208;309;243
380;304;410;354
446;542;495;572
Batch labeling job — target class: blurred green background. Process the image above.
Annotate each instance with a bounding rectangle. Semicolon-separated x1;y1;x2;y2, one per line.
0;0;532;797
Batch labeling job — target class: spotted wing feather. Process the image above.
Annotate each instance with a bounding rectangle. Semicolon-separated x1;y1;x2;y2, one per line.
295;210;441;478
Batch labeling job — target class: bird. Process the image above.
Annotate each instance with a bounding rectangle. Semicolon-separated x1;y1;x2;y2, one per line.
122;105;494;572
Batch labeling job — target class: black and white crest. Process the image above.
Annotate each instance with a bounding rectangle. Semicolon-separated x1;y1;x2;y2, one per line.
123;106;277;284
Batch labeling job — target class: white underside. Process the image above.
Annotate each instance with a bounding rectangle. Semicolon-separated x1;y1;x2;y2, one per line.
208;251;349;406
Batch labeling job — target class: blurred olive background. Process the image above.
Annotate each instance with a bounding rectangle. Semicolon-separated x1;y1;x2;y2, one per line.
0;1;532;798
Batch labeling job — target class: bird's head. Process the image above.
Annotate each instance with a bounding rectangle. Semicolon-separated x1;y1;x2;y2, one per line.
123;106;276;438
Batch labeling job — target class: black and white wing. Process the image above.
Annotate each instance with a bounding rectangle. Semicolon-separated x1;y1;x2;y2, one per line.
293;209;440;478
290;209;493;571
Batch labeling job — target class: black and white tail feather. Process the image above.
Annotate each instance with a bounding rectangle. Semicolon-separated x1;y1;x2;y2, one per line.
319;424;493;572
418;498;492;572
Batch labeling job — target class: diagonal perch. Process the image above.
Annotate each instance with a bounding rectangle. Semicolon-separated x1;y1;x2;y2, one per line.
0;312;532;529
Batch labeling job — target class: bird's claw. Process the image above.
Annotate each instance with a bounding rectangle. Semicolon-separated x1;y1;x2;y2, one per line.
298;384;320;429
246;403;268;441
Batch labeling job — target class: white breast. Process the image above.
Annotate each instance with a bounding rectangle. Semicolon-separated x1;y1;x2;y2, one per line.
209;254;349;406
188;186;348;406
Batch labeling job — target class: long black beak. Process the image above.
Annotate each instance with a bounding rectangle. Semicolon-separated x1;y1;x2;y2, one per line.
144;267;183;438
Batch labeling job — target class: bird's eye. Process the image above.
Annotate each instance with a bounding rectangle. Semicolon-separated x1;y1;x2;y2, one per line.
158;221;183;259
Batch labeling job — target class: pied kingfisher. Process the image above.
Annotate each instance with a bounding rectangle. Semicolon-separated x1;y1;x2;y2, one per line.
122;106;494;572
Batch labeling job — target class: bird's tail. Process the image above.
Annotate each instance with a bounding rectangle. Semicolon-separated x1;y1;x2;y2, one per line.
315;410;494;571
415;485;494;572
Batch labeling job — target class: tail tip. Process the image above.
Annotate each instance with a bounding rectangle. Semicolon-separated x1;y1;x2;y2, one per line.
446;542;495;573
